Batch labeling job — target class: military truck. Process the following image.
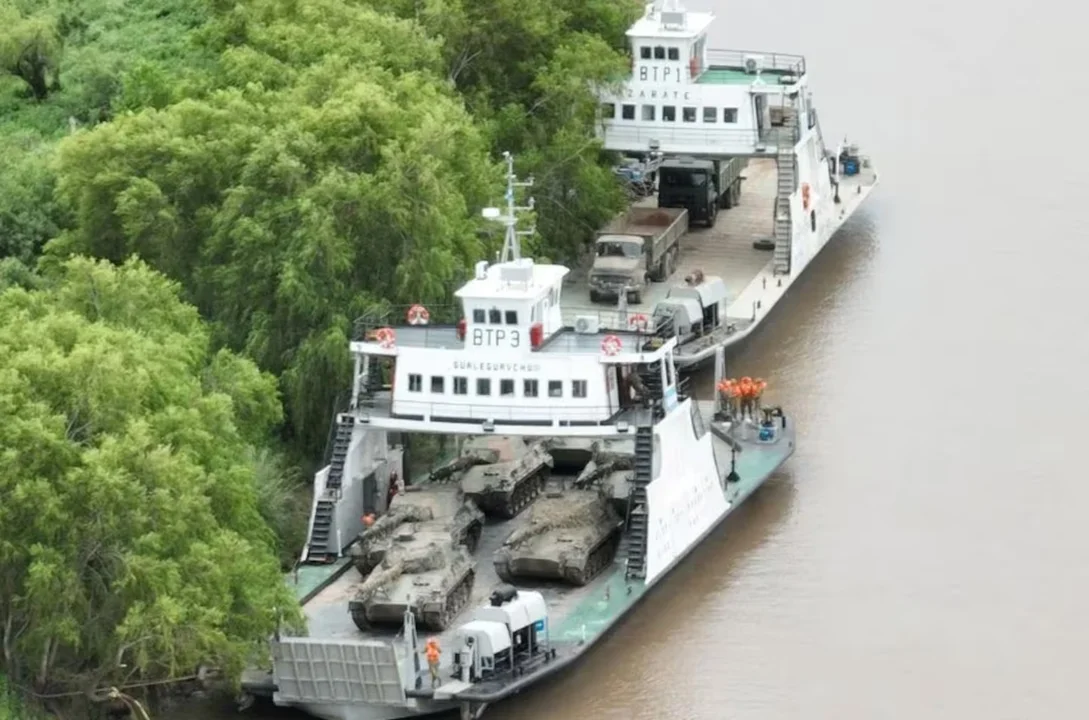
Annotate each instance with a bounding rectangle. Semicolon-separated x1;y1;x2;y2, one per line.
348;526;476;632
650;269;732;369
658;156;747;227
493;487;623;586
348;484;485;576
588;207;689;304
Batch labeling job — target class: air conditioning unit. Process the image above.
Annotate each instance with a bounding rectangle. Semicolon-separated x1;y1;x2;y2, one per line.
743;54;765;74
574;315;600;334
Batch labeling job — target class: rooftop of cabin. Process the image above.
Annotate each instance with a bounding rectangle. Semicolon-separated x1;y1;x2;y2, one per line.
455;258;568;300
696;50;807;84
627;6;714;39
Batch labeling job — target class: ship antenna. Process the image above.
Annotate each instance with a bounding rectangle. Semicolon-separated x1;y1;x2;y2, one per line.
485;151;535;263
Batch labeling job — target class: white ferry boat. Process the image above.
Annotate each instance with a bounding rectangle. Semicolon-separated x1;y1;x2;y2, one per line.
576;0;879;368
240;157;796;720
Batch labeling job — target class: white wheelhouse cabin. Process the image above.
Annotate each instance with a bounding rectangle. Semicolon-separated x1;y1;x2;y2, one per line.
349;257;685;437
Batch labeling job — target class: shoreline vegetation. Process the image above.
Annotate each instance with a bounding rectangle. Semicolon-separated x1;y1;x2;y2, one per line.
0;0;642;714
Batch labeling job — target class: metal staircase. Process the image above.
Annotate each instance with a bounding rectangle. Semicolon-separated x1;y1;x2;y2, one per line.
637;360;665;420
625;425;655;580
773;139;796;275
306;413;355;562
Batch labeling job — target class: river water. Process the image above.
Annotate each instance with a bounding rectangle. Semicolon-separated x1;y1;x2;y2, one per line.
166;0;1089;717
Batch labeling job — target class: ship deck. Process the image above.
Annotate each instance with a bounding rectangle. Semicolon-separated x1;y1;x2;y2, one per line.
696;67;798;85
563;158;878;361
283;402;796;707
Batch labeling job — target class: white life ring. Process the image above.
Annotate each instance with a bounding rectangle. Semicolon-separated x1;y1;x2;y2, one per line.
406;304;430;325
374;327;396;349
601;334;622;356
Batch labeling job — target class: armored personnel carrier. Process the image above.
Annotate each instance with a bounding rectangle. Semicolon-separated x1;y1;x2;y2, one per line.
349;484;485;576
348;525;476;632
493;487;623;586
431;435;553;518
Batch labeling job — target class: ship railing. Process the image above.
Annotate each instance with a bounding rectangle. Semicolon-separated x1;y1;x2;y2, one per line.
357;397;658;426
353;304;463;340
705;48;806;77
598;124;798;154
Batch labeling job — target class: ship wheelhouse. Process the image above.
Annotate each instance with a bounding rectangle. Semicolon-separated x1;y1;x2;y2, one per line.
597;0;810;158
348;257;684;435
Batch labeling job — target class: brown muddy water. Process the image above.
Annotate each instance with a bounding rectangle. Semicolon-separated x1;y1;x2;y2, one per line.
165;0;1089;717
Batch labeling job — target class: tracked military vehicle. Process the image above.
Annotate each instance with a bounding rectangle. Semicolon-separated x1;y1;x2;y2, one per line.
430;435;553;518
348;526;476;632
574;438;636;512
349;484;485;576
493;487;623;586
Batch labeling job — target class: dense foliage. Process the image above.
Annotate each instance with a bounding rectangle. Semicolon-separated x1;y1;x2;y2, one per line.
0;0;639;703
0;257;302;696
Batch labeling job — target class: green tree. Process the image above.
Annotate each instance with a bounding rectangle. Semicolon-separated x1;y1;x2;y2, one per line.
48;1;502;456
0;2;62;101
0;256;300;696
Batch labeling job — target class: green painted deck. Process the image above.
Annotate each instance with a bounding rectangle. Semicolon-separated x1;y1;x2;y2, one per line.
288;557;351;604
553;435;786;642
696;67;793;85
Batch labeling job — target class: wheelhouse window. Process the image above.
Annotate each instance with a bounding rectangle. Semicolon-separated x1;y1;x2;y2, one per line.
524;379;539;398
504;310;518;325
640;46;652;59
548;380;563;398
662;105;676;122
723;108;738;123
641;105;655;121
702;107;717;123
572;380;588;398
500;379;515;397
621;104;636;120
653;46;665;59
476;378;491;395
682;107;697;123
472;309;485;323
453;377;468;395
431;376;444;393
408;374;422;392
667;47;680;61
488;308;502;324
601;103;616;119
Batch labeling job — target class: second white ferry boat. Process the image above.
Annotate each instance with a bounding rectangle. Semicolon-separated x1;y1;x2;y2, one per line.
572;0;879;368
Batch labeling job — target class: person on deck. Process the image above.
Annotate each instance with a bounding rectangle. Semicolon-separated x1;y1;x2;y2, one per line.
425;637;442;688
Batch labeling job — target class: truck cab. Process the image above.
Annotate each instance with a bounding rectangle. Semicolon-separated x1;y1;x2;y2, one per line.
658;156;745;227
590;234;647;303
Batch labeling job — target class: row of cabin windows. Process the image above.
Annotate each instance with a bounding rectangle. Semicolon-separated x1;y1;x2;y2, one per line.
407;375;588;399
640;46;682;61
603;104;739;124
472;308;518;325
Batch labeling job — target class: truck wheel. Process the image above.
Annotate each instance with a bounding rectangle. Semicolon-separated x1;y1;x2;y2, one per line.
707;204;717;228
722;187;733;210
732;183;741;205
590;290;600;303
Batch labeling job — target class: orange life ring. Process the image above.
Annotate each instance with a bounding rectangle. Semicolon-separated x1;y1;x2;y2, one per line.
374;327;396;349
801;183;812;211
601;334;622;356
406;304;430;326
628;313;650;332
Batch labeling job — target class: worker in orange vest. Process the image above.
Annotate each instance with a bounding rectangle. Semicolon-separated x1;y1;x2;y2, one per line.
424;637;441;688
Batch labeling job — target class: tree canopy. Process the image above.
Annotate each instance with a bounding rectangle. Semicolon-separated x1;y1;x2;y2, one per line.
0;0;641;699
0;256;300;696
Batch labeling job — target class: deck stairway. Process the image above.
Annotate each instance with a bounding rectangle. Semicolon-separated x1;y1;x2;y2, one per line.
625;424;655;580
773;137;796;275
305;413;355;563
637;360;665;421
